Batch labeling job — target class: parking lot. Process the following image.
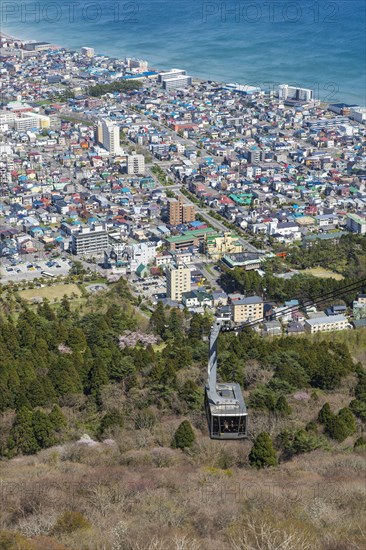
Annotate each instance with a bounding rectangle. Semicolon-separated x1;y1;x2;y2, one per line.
131;276;167;302
0;259;71;284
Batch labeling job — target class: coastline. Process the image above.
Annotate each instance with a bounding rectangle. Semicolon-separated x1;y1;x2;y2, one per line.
1;28;364;108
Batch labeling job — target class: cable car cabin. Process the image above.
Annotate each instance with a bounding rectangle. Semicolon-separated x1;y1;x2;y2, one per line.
206;319;248;440
205;382;248;439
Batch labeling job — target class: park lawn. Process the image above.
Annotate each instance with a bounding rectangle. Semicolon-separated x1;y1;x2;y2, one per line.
299;267;344;280
19;283;82;302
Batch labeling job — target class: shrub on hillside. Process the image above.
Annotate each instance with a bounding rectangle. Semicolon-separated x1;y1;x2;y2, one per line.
51;511;91;535
171;420;196;450
249;432;277;469
325;408;356;442
277;428;325;458
318;402;333;425
354;436;366;450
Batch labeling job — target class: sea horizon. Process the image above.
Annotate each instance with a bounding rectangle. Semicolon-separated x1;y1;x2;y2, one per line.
2;0;365;106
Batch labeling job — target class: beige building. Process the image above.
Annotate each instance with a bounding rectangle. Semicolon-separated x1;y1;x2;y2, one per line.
304;315;348;334
127;153;145;175
204;232;243;259
167;197;195;226
231;296;264;323
166;264;191;301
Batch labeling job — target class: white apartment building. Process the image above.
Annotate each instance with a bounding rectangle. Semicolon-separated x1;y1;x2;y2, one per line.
163;74;193;91
158;68;187;83
71;226;108;256
304;315;348;334
13;112;50;131
127;153;145;175
97;119;123;155
128;242;157;271
278;84;313;102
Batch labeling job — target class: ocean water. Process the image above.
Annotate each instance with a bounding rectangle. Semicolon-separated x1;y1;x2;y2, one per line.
2;0;366;105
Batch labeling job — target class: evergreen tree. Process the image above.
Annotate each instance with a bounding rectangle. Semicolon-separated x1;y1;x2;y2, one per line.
275;395;292;416
17;311;37;348
109;355;136;382
49;357;83;396
325;407;356;442
166;309;183;339
318;402;333;425
277;428;323;458
249;432;277;469
325;416;350;442
8;407;39;455
32;410;56;448
49;404;67;431
181;380;202;410
171;420;196;449
88;361;109;399
38;299;56;321
220;352;242;383
66;328;88;352
149;302;166;338
99;408;124;436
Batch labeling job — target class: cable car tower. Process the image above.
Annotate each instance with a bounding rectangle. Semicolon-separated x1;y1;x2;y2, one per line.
205;319;248;439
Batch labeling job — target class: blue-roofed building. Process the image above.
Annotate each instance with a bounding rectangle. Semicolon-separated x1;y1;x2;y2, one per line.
30;226;44;237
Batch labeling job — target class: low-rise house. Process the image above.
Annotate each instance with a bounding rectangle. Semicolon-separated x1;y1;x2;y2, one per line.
182;291;200;308
286;320;305;335
263;320;282;336
304;314;348;334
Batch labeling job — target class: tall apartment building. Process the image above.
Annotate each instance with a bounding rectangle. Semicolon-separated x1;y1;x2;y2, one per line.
231;296;264;323
96;120;123;155
278;84;313;102
127;153;145;175
71;226;108;256
166;264;191;301
81;47;94;57
167;197;195;226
